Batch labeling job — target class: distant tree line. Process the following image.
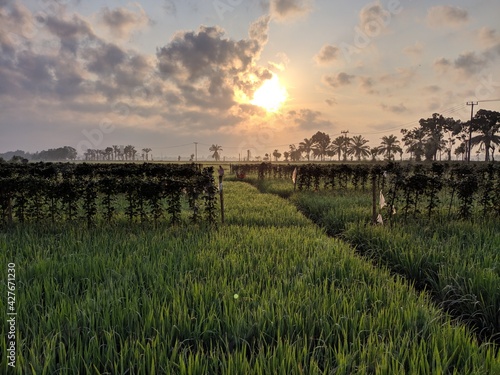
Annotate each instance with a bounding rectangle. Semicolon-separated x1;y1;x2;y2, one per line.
259;110;500;163
0;146;77;163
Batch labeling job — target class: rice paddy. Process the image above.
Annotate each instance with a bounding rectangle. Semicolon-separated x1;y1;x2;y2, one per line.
1;177;499;374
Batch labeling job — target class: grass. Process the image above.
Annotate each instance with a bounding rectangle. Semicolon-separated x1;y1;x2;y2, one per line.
1;181;499;374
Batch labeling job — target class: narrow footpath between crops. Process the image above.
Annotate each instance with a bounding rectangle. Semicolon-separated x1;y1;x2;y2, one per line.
241;178;500;351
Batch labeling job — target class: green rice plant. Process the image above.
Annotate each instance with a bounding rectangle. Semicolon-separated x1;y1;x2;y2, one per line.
1;181;499;373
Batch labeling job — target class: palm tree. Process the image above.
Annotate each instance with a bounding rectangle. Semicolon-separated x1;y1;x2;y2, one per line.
289;144;302;162
104;147;113;160
142;148;152;161
331;136;344;161
311;131;332;161
470;110;500;161
347;135;370;161
209;144;223;161
299;138;314;161
378;135;402;161
272;149;282;161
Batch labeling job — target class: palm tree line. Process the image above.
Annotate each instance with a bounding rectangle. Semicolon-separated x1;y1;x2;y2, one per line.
235;110;500;163
84;145;152;161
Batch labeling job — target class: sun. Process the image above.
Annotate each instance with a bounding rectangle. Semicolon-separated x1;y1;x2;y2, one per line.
251;74;288;112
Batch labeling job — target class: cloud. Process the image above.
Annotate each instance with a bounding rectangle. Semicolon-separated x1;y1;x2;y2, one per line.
287;108;333;131
249;14;271;45
163;0;177;16
45;14;96;54
314;44;339;65
381;102;408;113
97;5;150;39
360;76;378;94
403;41;424;57
422;85;441;94
322;72;355;88
359;1;391;36
426;5;468;29
453;51;488;76
270;0;313;22
433;57;451;74
325;98;336;107
379;67;416;88
477;27;499;48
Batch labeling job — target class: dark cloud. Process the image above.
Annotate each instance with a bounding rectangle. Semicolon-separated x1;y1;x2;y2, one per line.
163;0;177;16
270;0;313;21
156;16;271;112
381;103;408;113
454;51;488;76
426;5;469;29
287;108;333;131
323;72;355;88
422;85;441;93
45;14;95;54
84;42;126;76
360;76;378;95
97;5;149;39
325;98;336;107
314;44;339;65
434;57;451;74
249;15;271;45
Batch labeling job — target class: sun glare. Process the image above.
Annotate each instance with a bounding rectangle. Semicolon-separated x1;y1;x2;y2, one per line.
251;74;288;112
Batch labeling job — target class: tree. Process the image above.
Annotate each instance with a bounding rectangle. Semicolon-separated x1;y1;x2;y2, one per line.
105;147;114;160
283;151;290;162
331;136;344;161
209;144;223;161
124;145;136;160
310;131;332;161
454;143;466;161
273;149;282;161
189;154;195;162
469;109;500;161
289;144;302;162
401;128;426;161
299;138;314;161
142;148;152;161
347;135;370;161
419;113;457;161
378;135;402;161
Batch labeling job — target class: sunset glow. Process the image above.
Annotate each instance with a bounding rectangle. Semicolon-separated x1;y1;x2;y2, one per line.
251;74;288;112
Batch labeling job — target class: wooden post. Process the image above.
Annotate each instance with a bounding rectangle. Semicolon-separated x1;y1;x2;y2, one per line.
371;174;377;225
218;166;225;224
292;167;297;191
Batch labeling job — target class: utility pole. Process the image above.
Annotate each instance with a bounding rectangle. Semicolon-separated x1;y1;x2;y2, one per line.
194;142;198;162
466;102;478;163
341;130;349;161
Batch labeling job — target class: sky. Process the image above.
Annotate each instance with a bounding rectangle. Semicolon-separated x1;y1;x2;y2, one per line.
1;0;500;160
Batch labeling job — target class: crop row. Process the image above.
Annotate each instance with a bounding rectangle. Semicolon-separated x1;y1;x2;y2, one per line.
232;162;500;221
0;163;218;226
1;182;498;373
251;177;500;346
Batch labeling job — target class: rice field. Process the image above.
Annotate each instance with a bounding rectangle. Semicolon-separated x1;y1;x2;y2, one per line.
1;180;499;374
252;177;500;346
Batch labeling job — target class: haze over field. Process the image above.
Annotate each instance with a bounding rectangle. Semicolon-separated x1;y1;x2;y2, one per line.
1;0;500;158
